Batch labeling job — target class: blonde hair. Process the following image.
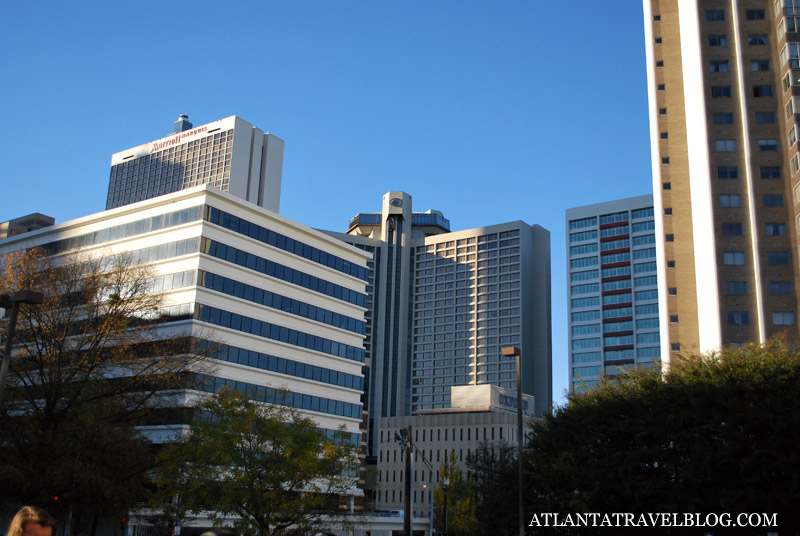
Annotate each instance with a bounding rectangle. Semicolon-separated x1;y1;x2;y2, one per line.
5;506;57;536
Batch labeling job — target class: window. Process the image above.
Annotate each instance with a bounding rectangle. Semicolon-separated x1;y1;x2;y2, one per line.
793;154;800;176
753;85;773;97
659;108;667;115
726;281;747;295
716;139;736;152
658;84;666;90
664;208;673;215
761;166;781;179
770;281;792;295
653;14;661;21
728;311;750;325
710;60;730;72
755;112;776;124
746;9;765;19
758;139;778;151
790;127;798;147
663;182;671;190
660;132;668;139
718;166;738;179
765;223;787;235
763;194;783;207
768;252;789;265
714;112;734;124
670;315;679;323
706;9;724;21
774;312;795;325
656;60;664;67
671;343;681;351
724;252;745;265
720;194;741;207
667;260;675;268
661;157;670;164
708;34;727;46
668;287;677;295
712;86;732;98
751;60;771;71
655;37;663;43
722;223;743;235
749;34;768;45
781;43;800;68
666;234;674;242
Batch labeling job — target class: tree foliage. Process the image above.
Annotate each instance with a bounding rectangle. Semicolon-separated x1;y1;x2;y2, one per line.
526;340;800;533
152;389;359;536
433;453;477;536
467;441;518;536
0;248;210;533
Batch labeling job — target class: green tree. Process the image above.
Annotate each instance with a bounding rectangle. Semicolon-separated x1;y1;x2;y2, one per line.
0;248;210;534
152;389;359;536
526;340;800;534
467;441;518;536
433;453;477;536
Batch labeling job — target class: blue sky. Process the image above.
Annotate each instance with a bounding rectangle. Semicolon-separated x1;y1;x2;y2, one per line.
0;1;652;405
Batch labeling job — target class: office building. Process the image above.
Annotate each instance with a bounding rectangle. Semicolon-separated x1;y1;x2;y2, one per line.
107;116;284;212
323;191;551;462
0;213;54;239
376;384;534;516
0;184;369;464
643;0;800;358
566;195;660;391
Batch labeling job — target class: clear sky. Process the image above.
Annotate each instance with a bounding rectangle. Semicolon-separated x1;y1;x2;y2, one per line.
0;1;652;406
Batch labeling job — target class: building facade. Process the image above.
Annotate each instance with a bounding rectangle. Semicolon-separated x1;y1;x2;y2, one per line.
323;191;551;463
0;213;54;239
107;116;284;213
644;0;800;359
375;385;534;517
0;186;369;453
566;195;660;391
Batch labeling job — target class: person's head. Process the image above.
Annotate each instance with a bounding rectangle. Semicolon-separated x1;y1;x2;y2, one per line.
5;506;57;536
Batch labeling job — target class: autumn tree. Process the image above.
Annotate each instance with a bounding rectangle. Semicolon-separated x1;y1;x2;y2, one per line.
526;339;800;534
0;248;211;534
467;441;518;536
433;453;477;536
152;389;359;536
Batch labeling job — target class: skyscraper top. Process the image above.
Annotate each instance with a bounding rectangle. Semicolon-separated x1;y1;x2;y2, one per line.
106;115;284;213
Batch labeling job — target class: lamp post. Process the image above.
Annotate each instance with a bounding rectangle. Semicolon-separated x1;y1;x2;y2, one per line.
396;427;413;536
0;290;44;405
502;346;525;536
442;462;450;536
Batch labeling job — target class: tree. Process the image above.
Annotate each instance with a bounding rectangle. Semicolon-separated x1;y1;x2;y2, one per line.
433;453;477;536
152;389;359;536
526;340;800;534
0;248;210;534
467;441;518;536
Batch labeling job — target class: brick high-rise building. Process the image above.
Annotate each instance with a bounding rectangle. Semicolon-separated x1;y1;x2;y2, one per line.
644;0;800;359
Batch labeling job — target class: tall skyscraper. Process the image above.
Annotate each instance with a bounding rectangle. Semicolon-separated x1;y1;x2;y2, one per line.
107;115;284;212
566;195;660;391
323;191;552;460
644;0;800;359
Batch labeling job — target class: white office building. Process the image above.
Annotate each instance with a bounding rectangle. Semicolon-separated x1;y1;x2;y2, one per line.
0;185;369;451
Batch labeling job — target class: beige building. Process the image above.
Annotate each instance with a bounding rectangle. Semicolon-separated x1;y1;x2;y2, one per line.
644;0;800;359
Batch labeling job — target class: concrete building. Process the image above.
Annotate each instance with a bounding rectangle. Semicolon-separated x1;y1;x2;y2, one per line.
0;213;54;239
0;185;369;457
566;195;660;391
643;0;800;358
323;191;551;464
376;384;534;517
107;116;284;212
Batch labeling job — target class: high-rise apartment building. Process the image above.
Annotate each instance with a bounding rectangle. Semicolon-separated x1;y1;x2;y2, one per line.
566;195;660;391
107;116;284;212
323;191;552;461
644;0;800;358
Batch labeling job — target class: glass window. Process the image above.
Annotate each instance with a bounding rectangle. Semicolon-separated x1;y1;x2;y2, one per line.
724;252;745;265
708;34;727;46
755;112;776;124
770;281;792;295
758;139;778;151
706;9;724;20
763;194;783;207
726;281;747;295
749;34;768;45
761;166;781;178
753;85;774;97
751;60;770;71
711;86;732;98
745;9;765;19
774;312;795;325
722;223;743;235
710;60;730;72
718;166;738;179
768;252;789;265
716;139;736;151
728;311;750;325
720;194;740;207
765;223;787;235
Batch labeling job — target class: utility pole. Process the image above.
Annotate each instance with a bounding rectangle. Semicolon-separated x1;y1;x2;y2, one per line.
402;426;413;536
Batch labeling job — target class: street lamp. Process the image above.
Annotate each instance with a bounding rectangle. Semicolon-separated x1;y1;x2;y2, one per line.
502;345;525;536
442;462;450;536
0;289;44;405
